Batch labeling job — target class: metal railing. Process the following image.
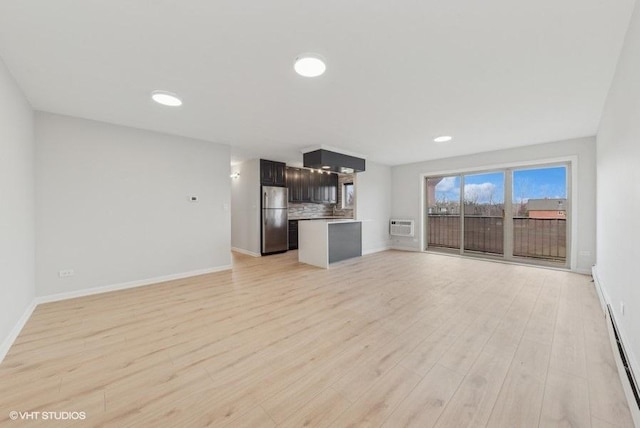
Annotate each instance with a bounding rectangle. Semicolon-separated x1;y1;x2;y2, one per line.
427;215;461;250
513;217;566;261
427;215;566;262
464;216;504;255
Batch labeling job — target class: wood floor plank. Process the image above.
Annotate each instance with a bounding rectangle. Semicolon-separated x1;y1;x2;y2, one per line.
261;327;394;423
433;351;512;428
591;415;626;428
539;368;591;428
227;406;276;428
278;387;352;428
329;319;434;403
381;364;464;428
485;335;553;428
329;364;422;427
549;288;588;379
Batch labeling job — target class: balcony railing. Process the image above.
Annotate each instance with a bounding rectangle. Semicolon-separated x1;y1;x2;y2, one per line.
513;217;566;261
427;215;566;262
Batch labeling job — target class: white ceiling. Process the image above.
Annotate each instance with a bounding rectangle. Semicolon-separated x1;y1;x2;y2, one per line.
0;0;635;166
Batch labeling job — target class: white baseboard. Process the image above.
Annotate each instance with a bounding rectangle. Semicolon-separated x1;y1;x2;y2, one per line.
363;245;391;256
36;265;232;305
390;245;421;252
591;265;608;313
0;265;231;364
0;300;37;363
231;247;261;257
593;265;640;425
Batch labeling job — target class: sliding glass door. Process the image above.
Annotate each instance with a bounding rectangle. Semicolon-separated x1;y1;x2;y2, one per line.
425;163;569;267
463;171;504;256
426;176;461;252
512;165;568;264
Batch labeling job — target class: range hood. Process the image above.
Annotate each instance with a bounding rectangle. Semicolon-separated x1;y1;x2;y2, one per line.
303;149;366;173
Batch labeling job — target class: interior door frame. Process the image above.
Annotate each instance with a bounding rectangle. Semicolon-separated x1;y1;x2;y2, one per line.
420;156;577;270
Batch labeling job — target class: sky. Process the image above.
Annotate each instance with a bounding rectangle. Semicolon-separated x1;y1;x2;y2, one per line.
434;166;567;204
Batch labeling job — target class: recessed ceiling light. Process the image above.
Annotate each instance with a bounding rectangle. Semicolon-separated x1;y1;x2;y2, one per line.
151;90;182;107
321;165;331;169
294;53;326;77
434;135;453;143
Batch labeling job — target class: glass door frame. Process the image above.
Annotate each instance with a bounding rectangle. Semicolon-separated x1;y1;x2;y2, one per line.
422;159;573;270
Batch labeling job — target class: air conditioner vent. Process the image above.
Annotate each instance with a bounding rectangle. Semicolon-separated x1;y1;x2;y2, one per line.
390;219;414;237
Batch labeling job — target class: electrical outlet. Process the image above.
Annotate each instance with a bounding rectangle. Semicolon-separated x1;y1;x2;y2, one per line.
59;269;74;278
579;250;591;257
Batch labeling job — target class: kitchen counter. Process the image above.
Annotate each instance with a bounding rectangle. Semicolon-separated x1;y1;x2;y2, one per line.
288;216;354;220
298;219;362;268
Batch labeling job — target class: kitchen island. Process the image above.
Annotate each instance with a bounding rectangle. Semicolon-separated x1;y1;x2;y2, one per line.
298;219;362;268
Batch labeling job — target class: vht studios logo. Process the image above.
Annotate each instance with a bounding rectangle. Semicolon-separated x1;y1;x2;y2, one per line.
9;411;86;421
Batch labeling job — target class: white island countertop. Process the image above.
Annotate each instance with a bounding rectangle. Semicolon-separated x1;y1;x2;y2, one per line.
299;218;360;223
288;216;355;221
298;219;362;268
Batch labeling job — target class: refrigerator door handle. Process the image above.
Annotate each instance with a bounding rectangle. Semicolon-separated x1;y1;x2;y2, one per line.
262;211;267;253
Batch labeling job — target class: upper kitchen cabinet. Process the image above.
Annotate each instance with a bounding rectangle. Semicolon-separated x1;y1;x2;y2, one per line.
286;167;311;202
286;167;338;204
311;172;338;204
260;159;286;187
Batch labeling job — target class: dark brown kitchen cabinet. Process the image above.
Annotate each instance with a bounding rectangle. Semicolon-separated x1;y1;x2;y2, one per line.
311;172;338;204
327;173;338;203
286;167;311;202
288;220;299;249
260;159;286;187
286;167;338;204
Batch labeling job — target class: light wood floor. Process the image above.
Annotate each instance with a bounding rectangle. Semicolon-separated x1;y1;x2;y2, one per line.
0;250;634;427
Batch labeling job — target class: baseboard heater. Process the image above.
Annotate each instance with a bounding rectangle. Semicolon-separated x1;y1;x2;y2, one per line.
607;304;640;411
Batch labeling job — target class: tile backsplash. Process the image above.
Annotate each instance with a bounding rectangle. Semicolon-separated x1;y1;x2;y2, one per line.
288;203;334;218
288;202;354;219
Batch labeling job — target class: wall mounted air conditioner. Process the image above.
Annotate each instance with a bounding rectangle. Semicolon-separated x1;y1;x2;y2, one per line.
389;219;414;237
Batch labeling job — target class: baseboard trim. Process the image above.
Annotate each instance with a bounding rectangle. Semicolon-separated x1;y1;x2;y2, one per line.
591;265;608;313
36;265;232;305
594;266;640;425
231;247;261;257
0;300;37;363
0;265;232;364
390;245;421;252
363;246;391;256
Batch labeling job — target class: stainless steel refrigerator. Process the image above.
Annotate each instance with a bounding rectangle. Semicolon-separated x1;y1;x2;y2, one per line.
261;186;288;254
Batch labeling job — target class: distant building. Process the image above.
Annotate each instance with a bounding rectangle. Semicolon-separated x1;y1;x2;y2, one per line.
527;198;566;219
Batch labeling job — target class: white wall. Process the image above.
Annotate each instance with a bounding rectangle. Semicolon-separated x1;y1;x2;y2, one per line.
356;161;392;254
230;159;261;256
35;113;231;297
390;137;596;272
596;0;640;387
0;58;35;358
